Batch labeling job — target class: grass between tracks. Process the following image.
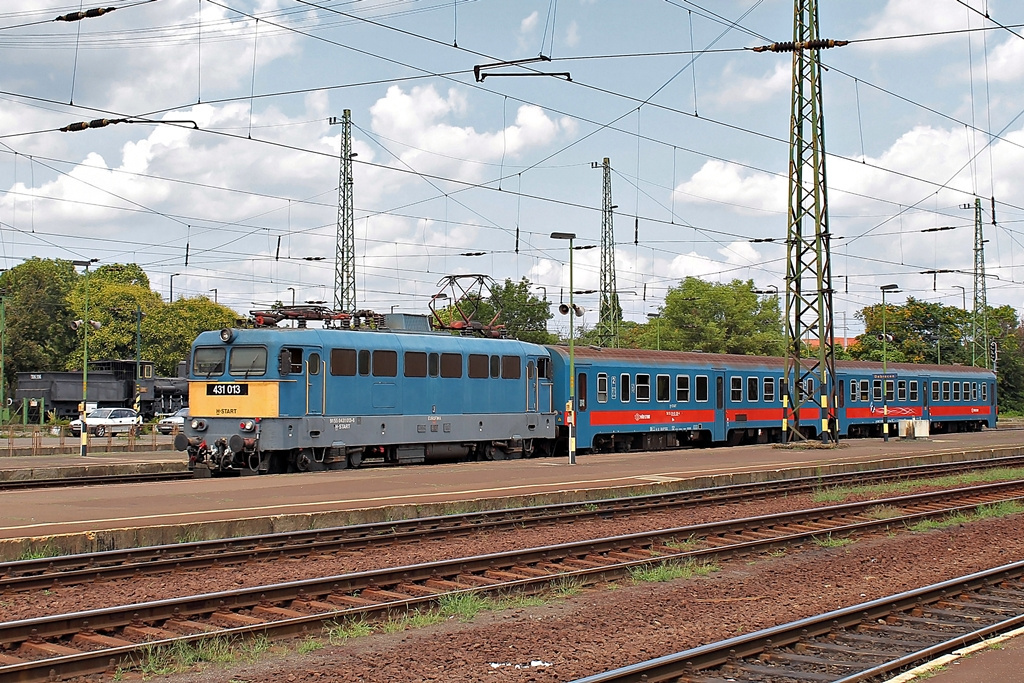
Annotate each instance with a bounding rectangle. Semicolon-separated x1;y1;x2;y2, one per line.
908;500;1024;532
810;466;1024;503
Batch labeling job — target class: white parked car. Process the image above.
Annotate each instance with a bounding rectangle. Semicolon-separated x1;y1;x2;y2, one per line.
69;408;142;437
156;408;189;435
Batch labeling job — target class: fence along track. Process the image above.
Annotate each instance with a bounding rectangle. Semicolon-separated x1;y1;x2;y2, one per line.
570;560;1024;683
5;455;1024;592
2;481;1024;681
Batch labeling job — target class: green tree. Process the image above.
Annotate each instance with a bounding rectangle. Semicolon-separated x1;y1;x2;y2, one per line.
145;297;238;376
851;297;970;366
490;278;556;344
0;259;79;388
655;277;784;355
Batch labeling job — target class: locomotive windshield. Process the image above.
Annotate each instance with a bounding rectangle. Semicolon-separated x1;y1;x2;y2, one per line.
229;346;267;378
193;347;226;377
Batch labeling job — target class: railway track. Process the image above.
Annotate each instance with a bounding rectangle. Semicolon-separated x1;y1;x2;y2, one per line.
572;559;1024;683
2;479;1024;681
4;455;1024;592
0;471;191;491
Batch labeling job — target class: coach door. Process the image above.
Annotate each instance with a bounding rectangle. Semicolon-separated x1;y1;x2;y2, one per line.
712;369;727;442
306;352;324;415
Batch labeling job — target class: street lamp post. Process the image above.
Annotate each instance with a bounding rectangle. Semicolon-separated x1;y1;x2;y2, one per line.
169;273;181;302
952;285;966;310
209;288;218;303
287;287;296;306
551;232;578;465
880;284;899;442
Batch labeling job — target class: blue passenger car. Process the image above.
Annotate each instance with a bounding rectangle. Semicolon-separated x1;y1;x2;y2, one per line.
179;324;556;475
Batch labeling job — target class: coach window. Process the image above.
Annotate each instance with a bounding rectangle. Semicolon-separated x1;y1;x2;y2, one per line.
677;375;690;402
952;381;961;402
747;377;758;402
597;373;608;403
657;374;670;402
763;376;775;402
838;380;844;408
973;382;978;401
931;381;940;402
428;353;439;377
897;380;907;402
942;381;950;401
468;354;489;379
330;349;356;376
884;380;894;402
404;352;427;378
358;350;370;376
910;380;919;402
372;350;398;377
440;353;462;378
621;373;631;402
578;372;588;411
982;383;988;402
636;374;651;402
873;379;882;402
860;380;869;402
849;380;858;402
696;375;709;402
194;347;226;376
501;356;521;379
229;346;267;377
730;377;742;403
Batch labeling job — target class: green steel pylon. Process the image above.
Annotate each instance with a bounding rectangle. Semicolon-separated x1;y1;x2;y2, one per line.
594;157;621;347
332;109;356;314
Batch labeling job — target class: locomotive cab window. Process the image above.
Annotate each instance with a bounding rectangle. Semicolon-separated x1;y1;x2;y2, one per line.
193;347;226;377
229;346;267;377
490;355;501;378
279;348;302;376
358;350;370;376
597;373;608;403
429;353;440;377
536;357;550;379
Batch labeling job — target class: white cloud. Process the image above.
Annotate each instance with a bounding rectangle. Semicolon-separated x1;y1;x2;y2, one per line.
708;62;790;106
855;0;969;51
988;36;1024;82
673;160;786;214
565;21;581;48
520;11;540;34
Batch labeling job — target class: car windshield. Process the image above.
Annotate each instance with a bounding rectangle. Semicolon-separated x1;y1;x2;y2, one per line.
175;408;189;417
88;409;113;418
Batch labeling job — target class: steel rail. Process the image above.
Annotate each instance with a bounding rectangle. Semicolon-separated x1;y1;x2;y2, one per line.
570;560;1024;682
4;454;1024;592
2;480;1024;681
0;471;191;491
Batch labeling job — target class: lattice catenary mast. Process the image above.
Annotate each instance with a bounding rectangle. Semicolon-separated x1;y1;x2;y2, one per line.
332;109;356;313
594;157;621;347
754;2;848;444
971;197;989;368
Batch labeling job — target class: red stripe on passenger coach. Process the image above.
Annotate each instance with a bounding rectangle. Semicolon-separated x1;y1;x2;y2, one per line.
928;405;990;417
845;406;924;419
587;408;717;427
725;408;783;422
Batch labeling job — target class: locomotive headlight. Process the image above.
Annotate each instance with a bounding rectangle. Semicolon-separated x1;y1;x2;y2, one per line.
190;418;208;431
239;419;256;432
219;328;236;343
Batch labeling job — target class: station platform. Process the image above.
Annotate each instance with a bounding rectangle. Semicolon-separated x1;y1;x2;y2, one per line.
0;442;184;482
889;623;1024;682
0;430;1021;561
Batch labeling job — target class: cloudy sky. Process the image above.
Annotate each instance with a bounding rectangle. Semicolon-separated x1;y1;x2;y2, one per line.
1;0;1023;337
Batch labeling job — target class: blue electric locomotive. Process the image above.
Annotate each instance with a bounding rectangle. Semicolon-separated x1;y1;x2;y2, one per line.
176;322;556;475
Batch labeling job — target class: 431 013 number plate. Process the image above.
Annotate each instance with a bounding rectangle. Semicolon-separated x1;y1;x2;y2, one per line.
207;383;249;396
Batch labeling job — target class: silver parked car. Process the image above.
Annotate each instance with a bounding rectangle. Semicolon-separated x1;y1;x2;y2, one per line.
69;408;142;437
156;407;189;435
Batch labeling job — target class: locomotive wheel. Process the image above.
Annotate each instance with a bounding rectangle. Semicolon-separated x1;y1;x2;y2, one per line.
94;425;106;437
348;450;363;468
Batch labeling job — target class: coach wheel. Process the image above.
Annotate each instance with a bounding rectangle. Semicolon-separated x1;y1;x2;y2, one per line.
348;451;363;468
94;425;106;437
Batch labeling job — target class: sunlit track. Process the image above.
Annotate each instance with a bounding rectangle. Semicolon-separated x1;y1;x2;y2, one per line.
572;561;1024;683
4;456;1024;592
0;471;191;491
3;480;1024;682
